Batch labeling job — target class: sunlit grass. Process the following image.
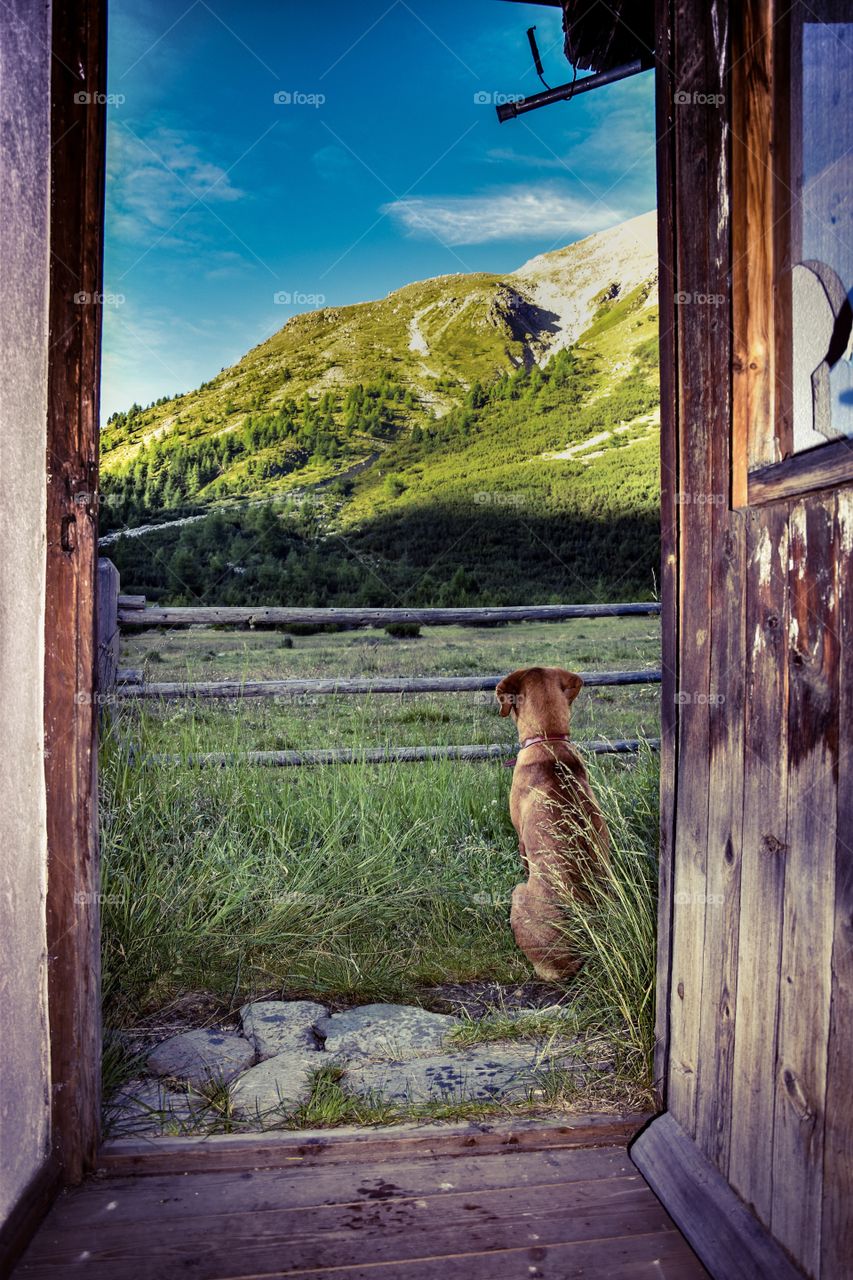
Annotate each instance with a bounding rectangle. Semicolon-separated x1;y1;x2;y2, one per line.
101;619;662;1110
101;738;659;1087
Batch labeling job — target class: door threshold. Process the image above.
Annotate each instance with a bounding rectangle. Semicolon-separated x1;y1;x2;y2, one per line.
98;1109;652;1176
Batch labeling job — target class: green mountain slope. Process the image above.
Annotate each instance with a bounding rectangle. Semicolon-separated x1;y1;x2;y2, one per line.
101;212;661;606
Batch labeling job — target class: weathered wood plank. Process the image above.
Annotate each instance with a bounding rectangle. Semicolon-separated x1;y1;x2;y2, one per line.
652;0;679;1107
17;1176;677;1278
694;504;746;1174
122;669;662;700
771;496;839;1274
665;0;730;1135
821;487;853;1277
631;1112;806;1280
97;1114;651;1176
143;738;659;769
769;3;794;466
731;0;778;488
18;1226;706;1280
41;1147;635;1229
276;1232;707;1280
43;0;107;1184
728;505;790;1224
693;0;749;1153
748;439;853;507
116;602;662;629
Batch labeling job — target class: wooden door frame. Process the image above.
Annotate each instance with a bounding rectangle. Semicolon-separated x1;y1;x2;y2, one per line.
652;0;679;1106
36;0;679;1182
22;2;797;1277
33;0;734;1223
633;3;818;1278
44;0;108;1185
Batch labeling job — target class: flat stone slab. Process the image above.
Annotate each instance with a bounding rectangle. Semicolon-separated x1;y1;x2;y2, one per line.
105;1079;209;1137
316;1003;459;1060
343;1044;578;1105
229;1051;319;1125
240;1000;327;1060
147;1029;255;1087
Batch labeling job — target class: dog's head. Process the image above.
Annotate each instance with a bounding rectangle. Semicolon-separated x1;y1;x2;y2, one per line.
495;666;583;737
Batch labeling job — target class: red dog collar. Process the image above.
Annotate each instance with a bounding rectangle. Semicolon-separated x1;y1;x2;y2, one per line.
518;734;570;751
503;734;571;767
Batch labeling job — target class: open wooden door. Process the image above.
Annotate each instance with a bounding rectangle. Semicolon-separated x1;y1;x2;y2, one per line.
633;3;853;1278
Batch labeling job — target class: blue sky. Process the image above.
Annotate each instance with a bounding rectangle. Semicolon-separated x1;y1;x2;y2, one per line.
102;0;657;419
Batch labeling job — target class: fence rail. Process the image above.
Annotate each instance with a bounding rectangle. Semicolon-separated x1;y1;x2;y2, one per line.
118;668;662;700
116;597;661;630
144;739;660;769
101;562;661;762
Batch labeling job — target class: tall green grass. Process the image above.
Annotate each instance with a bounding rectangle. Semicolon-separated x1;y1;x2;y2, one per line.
553;744;660;1082
100;707;524;1015
100;707;660;1087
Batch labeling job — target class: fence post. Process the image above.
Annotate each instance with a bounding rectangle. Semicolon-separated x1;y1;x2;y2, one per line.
97;558;120;698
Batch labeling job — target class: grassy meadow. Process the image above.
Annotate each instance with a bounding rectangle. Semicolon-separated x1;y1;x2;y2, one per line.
97;220;665;1123
101;616;662;1111
103;344;661;610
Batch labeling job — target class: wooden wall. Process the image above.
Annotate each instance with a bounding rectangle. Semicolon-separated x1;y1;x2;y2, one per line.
0;0;56;1242
654;1;853;1276
1;0;106;1261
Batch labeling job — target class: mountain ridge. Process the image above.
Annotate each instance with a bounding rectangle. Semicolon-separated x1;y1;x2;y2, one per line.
102;210;657;470
101;211;662;607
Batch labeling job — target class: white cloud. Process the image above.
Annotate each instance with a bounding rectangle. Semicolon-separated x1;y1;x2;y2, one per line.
484;149;575;172
383;185;626;245
107;123;243;245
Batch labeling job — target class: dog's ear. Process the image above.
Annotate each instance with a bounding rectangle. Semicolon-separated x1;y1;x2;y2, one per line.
556;669;583;705
496;668;527;718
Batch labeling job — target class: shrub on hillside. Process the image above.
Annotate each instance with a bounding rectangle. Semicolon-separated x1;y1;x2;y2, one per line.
384;623;422;639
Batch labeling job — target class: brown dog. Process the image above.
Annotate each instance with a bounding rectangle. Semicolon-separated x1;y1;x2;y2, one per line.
496;666;609;981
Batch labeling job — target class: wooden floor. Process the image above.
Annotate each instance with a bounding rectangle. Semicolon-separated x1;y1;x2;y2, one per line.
16;1117;709;1278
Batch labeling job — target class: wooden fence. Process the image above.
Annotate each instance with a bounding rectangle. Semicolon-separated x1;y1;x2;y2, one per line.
115;598;662;629
98;560;661;765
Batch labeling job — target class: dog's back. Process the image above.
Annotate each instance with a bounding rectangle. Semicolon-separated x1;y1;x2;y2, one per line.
511;745;608;869
496;667;610;980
